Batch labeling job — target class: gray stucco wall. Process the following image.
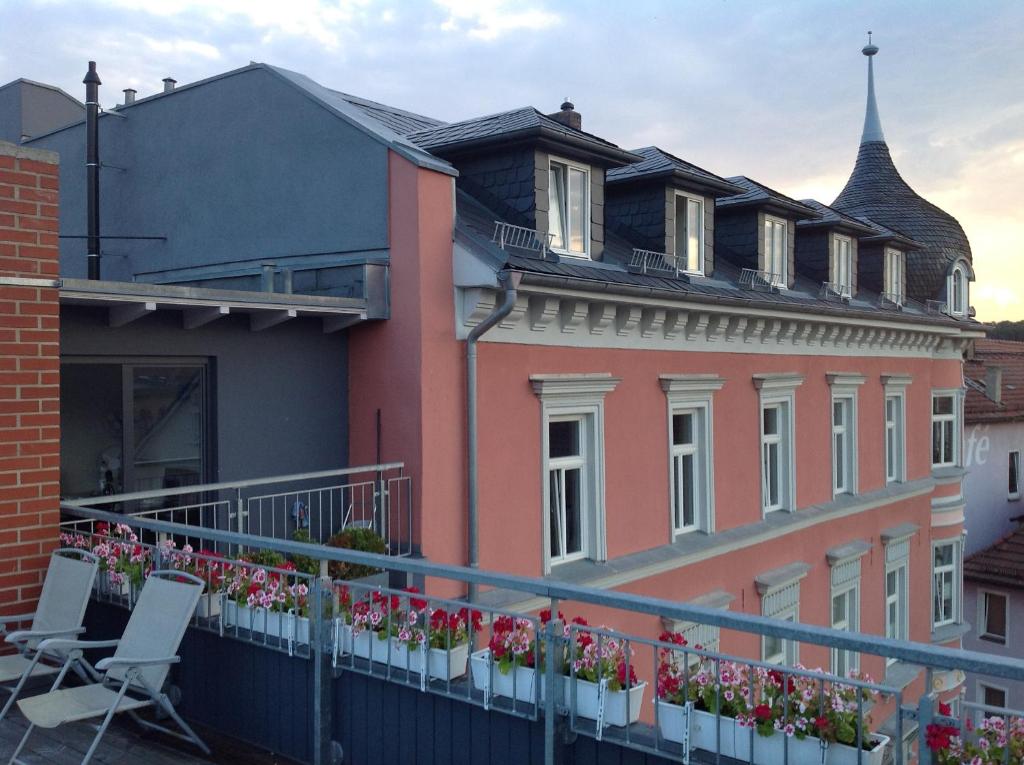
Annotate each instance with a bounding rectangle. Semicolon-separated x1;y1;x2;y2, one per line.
29;67;389;284
963;583;1024;712
0;84;22;144
964;419;1024;555
60;305;348;484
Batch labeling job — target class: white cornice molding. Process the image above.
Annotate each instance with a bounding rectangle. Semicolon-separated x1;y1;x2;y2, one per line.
530;373;621;400
752;373;805;392
755;561;812;595
826;372;867;388
456;286;969;359
880;373;914;389
826;539;872;565
659;374;726;396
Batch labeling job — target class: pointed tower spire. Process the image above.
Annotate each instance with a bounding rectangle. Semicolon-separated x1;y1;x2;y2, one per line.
861;31;885;144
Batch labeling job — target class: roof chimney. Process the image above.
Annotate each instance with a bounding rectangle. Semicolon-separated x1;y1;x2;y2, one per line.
123;88;136;105
986;365;1003;404
162;77;177;93
547;98;581;131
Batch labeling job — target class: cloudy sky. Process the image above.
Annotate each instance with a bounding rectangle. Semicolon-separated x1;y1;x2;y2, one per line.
2;0;1022;319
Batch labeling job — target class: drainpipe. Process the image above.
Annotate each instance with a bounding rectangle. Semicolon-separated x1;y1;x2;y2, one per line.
83;61;101;280
466;270;519;602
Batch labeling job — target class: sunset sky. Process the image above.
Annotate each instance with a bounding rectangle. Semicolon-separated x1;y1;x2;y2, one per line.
2;0;1021;320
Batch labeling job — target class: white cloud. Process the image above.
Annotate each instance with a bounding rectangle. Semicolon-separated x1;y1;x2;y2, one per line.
142;36;221;60
433;0;560;41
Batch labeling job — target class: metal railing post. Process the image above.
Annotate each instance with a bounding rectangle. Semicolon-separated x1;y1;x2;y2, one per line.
311;576;331;765
917;691;935;765
544;610;562;765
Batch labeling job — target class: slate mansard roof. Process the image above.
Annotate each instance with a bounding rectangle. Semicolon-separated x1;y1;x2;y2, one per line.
717;176;819;219
605;146;743;196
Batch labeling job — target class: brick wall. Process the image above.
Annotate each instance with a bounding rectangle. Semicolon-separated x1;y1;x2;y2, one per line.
0;140;61;621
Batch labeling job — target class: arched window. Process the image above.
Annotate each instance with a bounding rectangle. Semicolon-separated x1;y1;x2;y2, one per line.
949;264;968;316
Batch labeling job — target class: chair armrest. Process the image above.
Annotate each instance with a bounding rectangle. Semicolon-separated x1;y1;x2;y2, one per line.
6;626;86;645
37;638;120;654
0;613;37;632
96;656;181;671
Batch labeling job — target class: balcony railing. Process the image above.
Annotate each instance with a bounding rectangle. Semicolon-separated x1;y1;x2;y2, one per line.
58;501;1024;765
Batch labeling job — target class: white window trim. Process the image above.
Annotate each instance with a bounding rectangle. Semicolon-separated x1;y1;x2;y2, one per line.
827;542;867;676
532;374;620;574
827;374;864;498
1009;450;1021;501
978;589;1009;645
756;562;809;666
977;682;1009;722
661;375;724;539
754;374;803;515
830;581;860;675
884;248;905;304
673;190;705;276
931;538;962;629
881;375;911;484
832;234;854;297
948;263;969;317
931;389;964;469
884;560;909;666
662;590;733;667
763;214;789;286
547;155;591;260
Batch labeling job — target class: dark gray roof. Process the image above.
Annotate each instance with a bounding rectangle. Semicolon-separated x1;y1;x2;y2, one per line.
328;90;444;135
606;146;742;196
832;140;972;302
852;215;924;250
717;176;819;218
408;107;639;165
797;199;880;237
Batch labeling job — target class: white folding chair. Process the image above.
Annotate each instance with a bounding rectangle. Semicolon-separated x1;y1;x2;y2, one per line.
0;548;99;721
8;570;211;765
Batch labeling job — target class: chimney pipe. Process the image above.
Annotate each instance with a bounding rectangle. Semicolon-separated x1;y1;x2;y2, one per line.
162;77;176;93
123;88;136;105
547;98;582;131
84;61;101;281
986;366;1003;404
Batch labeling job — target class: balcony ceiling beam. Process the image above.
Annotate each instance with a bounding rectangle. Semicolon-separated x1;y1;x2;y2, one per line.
108;301;156;327
183;305;230;329
250;308;296;332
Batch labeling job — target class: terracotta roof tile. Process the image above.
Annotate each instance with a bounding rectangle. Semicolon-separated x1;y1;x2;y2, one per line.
965;523;1024;588
965;339;1024;423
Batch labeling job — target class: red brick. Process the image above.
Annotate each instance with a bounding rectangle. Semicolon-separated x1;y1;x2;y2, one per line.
0;542;43;559
0;214;15;227
19;413;58;427
18;526;56;543
0;571;43;589
38;176;58;190
0;457;41;472
17;357;58;372
18;554;51;573
0;185;13;199
0;171;37;187
0;199;39;216
15;187;57;205
0;229;38;245
17;245;58;261
0;484;40;501
13;497;56;513
0;157;14;170
0;286;37;301
17;302;58;316
0;401;39;414
37;234;58;247
18;469;59;484
16;216;58;233
0;372;40;385
19;330;57;343
38;261;59;276
17;159;57;176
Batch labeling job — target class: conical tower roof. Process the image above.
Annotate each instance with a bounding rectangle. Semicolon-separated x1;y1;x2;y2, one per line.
832;38;972;303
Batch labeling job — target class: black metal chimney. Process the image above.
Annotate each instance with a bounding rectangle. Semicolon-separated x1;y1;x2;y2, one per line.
84;62;101;280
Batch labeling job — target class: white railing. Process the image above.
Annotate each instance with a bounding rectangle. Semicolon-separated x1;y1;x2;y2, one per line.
740;268;783;292
492;221;552;254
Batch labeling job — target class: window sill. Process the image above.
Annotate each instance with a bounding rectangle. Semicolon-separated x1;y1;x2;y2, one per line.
979;634;1007;646
931;621;971;644
931;466;967;484
883;661;922;691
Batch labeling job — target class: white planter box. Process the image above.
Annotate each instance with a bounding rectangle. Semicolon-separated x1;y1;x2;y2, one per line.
825;734;890;765
224;602;310;644
566;677;646;727
389;639;469;681
470;649;539;703
341;624;393;662
194;593;222;619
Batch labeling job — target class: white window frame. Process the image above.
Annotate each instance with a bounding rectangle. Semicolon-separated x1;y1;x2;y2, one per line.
547;156;591;259
881;374;911;484
546;415;588;565
763;215;788;285
884;561;908;665
832;234;853;297
754;375;803;515
932;538;962;629
949;263;968;317
931;390;963;469
673;191;705;276
979;589;1008;645
1009;450;1021;501
827;374;864;498
884;248;905;304
531;374;620;574
661;375;723;539
831;581;860;676
978;683;1009;718
757;564;809;665
662;590;733;668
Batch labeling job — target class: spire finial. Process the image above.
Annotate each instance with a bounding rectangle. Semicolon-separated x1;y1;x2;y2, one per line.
860;34;885;144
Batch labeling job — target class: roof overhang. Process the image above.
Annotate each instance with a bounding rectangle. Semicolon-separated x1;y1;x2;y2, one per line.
425;127;642;168
717;198;820;220
59;278;369;333
607;167;744;197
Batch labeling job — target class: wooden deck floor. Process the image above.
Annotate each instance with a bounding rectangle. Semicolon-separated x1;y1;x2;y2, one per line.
0;701;301;765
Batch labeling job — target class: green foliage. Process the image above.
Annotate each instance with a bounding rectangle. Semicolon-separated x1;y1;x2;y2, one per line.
289;529;321;576
326;526;387;580
985;320;1024;341
240;548;286;568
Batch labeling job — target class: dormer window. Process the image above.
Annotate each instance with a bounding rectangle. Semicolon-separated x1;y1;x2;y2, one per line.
949;263;968;316
674;192;704;275
832;235;853;296
764;215;788;284
548;157;590;258
884;248;905;304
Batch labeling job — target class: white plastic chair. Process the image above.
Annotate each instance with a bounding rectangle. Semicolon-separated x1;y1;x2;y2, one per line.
7;570;211;765
0;548;99;721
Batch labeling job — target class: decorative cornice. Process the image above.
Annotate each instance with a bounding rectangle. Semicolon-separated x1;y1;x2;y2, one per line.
659;374;726;396
826;539;872;565
752;373;805;392
880;373;913;389
755;561;811;595
826;372;867;388
881;522;920;544
530;373;621;400
661;589;735;633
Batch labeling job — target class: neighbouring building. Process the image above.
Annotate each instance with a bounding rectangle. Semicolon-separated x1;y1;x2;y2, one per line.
962;339;1024;712
1;40;982;747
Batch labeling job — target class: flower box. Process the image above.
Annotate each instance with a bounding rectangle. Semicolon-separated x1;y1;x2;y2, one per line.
565;677;646;728
470;649;539;704
194;593;222;619
389;639;469;681
824;734;889;765
337;624;394;662
224;602;310;644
